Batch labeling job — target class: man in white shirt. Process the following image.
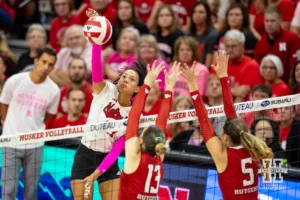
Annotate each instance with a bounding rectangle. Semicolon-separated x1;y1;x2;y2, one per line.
0;48;60;200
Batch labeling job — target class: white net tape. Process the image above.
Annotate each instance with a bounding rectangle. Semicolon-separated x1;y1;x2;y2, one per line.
0;94;299;147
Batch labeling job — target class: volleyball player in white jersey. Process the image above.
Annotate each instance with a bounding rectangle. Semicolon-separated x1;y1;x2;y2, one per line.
70;9;153;200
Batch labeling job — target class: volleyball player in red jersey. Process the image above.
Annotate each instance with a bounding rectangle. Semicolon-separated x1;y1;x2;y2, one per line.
181;51;273;200
118;62;180;200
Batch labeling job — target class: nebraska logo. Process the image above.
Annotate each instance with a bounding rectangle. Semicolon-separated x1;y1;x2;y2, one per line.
103;102;125;137
104;102;123;120
158;185;190;200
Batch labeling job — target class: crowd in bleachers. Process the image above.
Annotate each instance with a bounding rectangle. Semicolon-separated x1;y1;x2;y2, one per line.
0;0;300;166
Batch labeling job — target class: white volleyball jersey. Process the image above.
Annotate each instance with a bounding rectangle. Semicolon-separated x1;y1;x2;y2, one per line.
81;82;131;152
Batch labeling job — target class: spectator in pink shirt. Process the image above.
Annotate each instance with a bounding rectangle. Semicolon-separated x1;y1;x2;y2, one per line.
105;27;139;81
137;34;169;91
173;36;209;98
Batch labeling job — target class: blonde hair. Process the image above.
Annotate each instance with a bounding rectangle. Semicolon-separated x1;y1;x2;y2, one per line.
155;143;168;155
224;118;273;161
117;27;140;51
26;24;47;40
173;36;201;62
137;34;159;54
172;95;193;137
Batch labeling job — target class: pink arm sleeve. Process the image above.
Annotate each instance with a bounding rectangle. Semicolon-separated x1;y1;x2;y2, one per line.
92;44;104;83
97;136;125;174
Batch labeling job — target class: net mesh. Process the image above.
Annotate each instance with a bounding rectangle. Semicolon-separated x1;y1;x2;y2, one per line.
1;94;300;200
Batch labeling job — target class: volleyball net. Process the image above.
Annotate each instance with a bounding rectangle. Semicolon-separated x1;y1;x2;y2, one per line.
0;94;300;199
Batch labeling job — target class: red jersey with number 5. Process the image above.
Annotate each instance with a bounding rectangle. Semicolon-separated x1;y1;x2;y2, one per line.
119;153;163;200
218;146;259;200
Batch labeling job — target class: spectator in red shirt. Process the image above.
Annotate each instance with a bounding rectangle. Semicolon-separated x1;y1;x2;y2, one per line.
74;0;116;49
279;105;300;167
278;106;296;150
132;0;157;23
249;0;295;40
259;54;291;97
74;0;116;25
221;29;263;102
254;6;300;83
112;0;149;50
50;25;92;87
56;57;93;119
50;88;87;129
289;61;300;119
50;0;77;52
241;84;278;128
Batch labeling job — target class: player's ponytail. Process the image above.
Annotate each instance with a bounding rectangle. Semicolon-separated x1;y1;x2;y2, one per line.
142;125;167;156
223;118;273;161
155;143;168;155
240;131;273;161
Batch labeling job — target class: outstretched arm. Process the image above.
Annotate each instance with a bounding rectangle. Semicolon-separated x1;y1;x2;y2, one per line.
86;8;106;95
181;62;226;172
155;61;181;131
211;51;237;119
125;62;165;154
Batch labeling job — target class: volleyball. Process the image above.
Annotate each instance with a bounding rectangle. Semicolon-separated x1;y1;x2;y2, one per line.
83;16;112;45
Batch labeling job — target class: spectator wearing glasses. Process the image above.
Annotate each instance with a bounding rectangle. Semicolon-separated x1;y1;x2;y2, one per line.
16;24;47;73
254;6;300;83
217;29;263;102
251;117;285;159
215;3;257;58
259;54;291;97
50;0;77;52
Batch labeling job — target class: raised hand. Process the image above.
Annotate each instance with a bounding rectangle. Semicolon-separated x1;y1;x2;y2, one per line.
211;50;229;78
144;60;165;87
86;8;99;18
181;61;200;85
164;61;181;91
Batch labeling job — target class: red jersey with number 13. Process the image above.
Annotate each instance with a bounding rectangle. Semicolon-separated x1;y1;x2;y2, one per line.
119;153;163;200
218;146;259;200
